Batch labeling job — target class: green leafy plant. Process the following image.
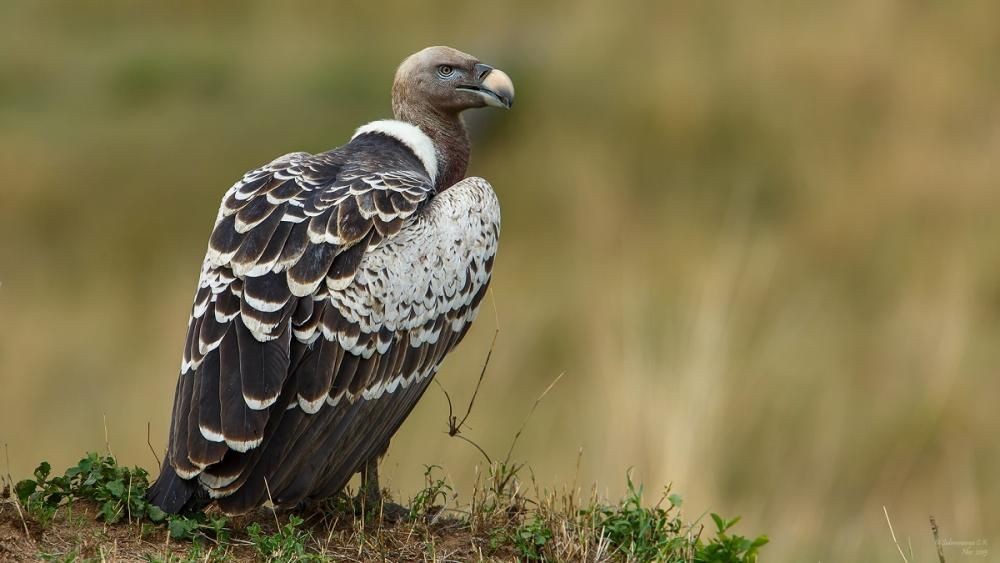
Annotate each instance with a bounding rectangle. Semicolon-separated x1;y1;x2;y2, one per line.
696;513;769;563
165;512;231;542
408;464;454;520
585;472;688;561
247;515;321;562
15;453;163;526
13;453;227;541
583;472;768;562
514;514;554;560
14;462;60;526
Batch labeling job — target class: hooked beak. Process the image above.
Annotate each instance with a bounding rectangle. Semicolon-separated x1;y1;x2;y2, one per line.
458;63;515;109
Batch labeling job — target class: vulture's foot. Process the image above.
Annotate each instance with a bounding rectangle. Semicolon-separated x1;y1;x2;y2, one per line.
378;501;410;523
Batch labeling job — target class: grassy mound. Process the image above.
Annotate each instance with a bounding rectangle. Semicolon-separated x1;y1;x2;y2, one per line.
1;453;767;561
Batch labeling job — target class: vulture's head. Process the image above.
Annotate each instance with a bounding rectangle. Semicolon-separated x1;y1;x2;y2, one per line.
393;46;515;116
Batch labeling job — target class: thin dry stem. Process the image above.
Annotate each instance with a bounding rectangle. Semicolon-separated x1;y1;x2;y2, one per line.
502;371;566;468
145;422;161;469
4;443;33;542
930;515;946;563
262;477;281;531
451;328;499;437
102;414;115;460
883;505;909;563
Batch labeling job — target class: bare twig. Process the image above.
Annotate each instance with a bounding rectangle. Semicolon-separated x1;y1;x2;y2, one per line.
435;285;568;500
454;435;493;465
146;422;161;469
437;327;499;441
930;515;946;563
883;506;909;563
435;379;457;428
452;329;498;436
435;293;502;463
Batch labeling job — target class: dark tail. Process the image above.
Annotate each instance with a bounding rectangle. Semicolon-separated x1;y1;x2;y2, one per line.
146;459;199;514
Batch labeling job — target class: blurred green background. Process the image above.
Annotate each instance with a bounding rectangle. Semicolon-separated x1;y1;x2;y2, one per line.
2;1;998;560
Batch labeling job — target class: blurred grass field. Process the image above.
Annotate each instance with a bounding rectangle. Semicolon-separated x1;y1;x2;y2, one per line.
1;1;998;560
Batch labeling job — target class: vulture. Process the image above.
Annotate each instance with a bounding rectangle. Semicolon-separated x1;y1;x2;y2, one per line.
147;46;514;514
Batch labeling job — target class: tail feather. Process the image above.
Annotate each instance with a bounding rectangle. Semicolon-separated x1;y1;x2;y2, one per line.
146;460;199;514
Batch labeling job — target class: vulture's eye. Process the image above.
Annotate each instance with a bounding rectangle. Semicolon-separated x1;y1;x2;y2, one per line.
436;65;455;78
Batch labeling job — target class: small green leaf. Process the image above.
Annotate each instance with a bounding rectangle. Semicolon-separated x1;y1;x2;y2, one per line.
168;517;200;539
105;479;125;498
146;504;167;522
667;493;683;507
100;500;120;522
77;456;93;473
14;479;36;502
710;512;725;532
34;461;51;482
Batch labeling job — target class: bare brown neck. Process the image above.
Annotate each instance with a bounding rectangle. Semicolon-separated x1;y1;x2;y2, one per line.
392;98;470;191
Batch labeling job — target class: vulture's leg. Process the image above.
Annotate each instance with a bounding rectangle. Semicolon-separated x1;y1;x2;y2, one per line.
353;448;408;521
359;457;382;512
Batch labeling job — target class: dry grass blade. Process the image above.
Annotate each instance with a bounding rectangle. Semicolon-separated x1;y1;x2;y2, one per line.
102;414;114;461
502;371;566;468
882;505;909;563
4;444;33;542
263;477;281;531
